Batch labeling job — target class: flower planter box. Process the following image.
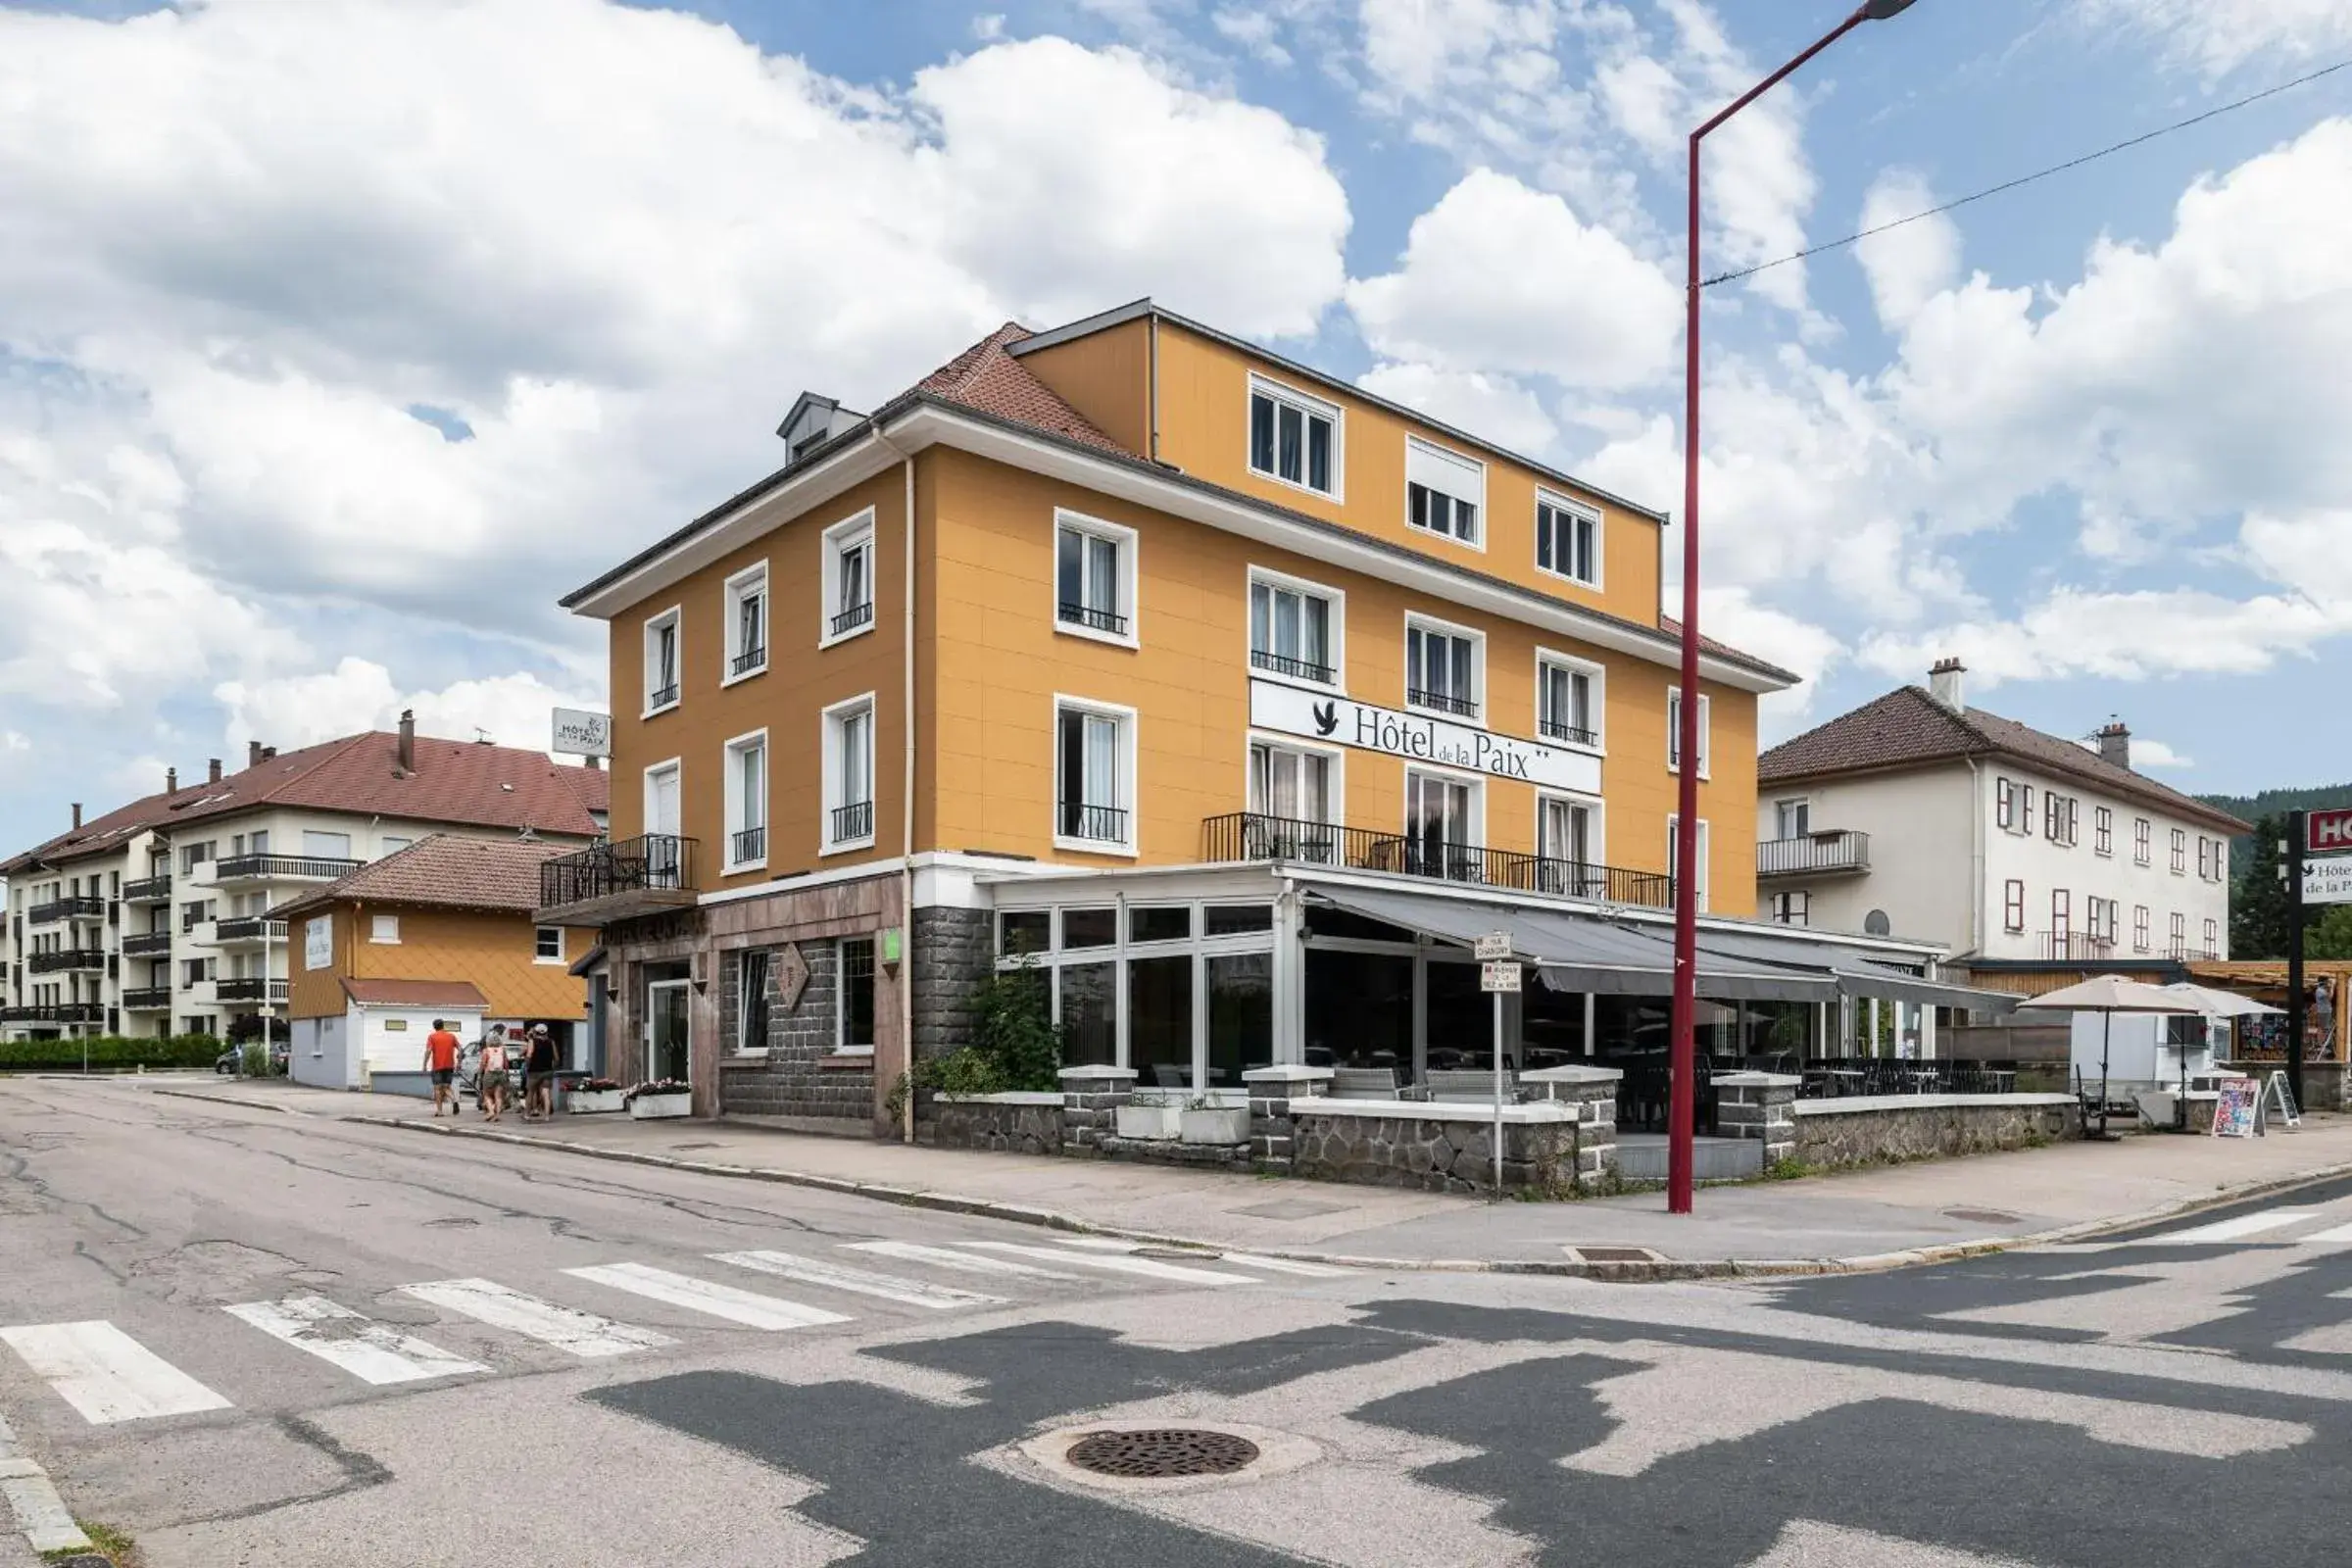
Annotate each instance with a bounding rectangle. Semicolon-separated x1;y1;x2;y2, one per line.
1179;1106;1250;1146
627;1092;692;1121
568;1090;626;1114
1115;1102;1182;1141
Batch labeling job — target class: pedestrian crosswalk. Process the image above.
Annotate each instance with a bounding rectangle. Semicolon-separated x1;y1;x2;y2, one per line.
2141;1206;2352;1245
0;1235;1349;1425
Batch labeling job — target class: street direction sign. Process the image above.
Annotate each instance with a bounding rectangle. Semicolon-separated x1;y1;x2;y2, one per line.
1481;960;1522;993
2310;808;2352;855
1473;932;1512;961
2304;854;2352;906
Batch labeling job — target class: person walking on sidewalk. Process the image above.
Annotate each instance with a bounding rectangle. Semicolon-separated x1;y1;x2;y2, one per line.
422;1020;461;1117
524;1024;559;1121
472;1023;509;1115
478;1028;511;1122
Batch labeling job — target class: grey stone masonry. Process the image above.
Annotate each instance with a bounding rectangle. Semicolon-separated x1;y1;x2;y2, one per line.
720;940;873;1122
1519;1065;1623;1189
1793;1095;2081;1169
925;1094;1063;1156
910;906;992;1065
1714;1070;1800;1168
1057;1064;1137;1157
1242;1065;1334;1173
1290;1104;1583;1195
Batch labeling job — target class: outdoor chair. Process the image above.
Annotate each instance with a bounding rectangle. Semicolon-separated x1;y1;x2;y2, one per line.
1330;1067;1401;1101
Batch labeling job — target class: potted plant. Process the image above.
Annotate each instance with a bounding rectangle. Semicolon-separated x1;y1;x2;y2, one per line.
1115;1090;1182;1141
624;1079;692;1120
568;1077;626;1114
1178;1095;1250;1146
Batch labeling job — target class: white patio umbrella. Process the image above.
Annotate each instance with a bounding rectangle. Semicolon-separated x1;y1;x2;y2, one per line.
2021;975;2208;1137
2159;982;2284;1019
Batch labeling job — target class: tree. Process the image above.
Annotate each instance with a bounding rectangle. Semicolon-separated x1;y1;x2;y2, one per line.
2310;905;2352;962
2232;814;2296;960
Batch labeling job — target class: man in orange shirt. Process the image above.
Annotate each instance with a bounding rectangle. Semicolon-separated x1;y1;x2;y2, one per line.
422;1019;462;1117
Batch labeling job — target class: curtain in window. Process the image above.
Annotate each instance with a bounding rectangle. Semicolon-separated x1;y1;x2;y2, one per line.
1083;713;1118;808
1086;534;1117;615
739;744;765;830
841;710;871;808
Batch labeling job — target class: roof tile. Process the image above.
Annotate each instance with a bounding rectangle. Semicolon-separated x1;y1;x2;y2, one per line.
275;834;573;919
914;322;1129;455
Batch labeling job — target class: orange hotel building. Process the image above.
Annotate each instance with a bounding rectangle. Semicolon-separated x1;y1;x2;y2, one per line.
542;300;1947;1132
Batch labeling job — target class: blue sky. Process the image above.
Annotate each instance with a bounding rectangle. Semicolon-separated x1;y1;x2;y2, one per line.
2;0;2350;856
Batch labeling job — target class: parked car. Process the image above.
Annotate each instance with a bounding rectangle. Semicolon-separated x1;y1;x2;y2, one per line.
216;1043;291;1076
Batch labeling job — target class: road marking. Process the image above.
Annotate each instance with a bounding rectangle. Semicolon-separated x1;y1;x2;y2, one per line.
223;1295;489;1386
964;1242;1256;1285
2160;1209;2322;1243
1215;1252;1352;1278
0;1322;231;1424
565;1264;853;1331
2296;1222;2352;1246
399;1278;675;1357
712;1250;1004;1310
1051;1237;1143;1251
843;1242;1082;1281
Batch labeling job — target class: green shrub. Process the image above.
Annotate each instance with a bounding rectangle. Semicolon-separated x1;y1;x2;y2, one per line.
913;959;1063;1098
0;1034;222;1072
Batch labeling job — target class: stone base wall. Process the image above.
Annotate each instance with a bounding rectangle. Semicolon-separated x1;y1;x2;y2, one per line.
1793;1097;2081;1170
720;937;877;1122
910;906;991;1066
1097;1137;1250;1169
923;1097;1062;1156
1290;1110;1583;1195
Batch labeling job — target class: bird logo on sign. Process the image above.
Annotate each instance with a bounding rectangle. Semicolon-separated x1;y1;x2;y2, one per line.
1311;701;1339;736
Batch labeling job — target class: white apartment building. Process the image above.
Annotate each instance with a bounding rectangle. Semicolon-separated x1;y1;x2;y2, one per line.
1;715;608;1043
1752;661;2247;978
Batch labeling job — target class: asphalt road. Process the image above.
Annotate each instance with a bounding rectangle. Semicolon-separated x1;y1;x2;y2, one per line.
4;1076;2351;1567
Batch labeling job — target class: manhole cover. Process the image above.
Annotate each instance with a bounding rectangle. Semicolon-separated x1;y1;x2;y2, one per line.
1066;1428;1261;1479
1943;1208;2022;1225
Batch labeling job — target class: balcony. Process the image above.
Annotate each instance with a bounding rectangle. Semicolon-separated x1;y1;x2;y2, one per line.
2170;943;2222;962
1538;717;1599;748
212;854;365;884
1756;830;1872;880
213;916;289;947
536;833;699;927
1250;648;1336;685
730;825;766;866
122;931;173;956
729;644;766;678
122;874;172;904
27;949;107;974
1405;688;1478;720
2041;931;2117;963
1201;811;1674;908
830;600;874;638
215;978;289;1004
122;987;172;1011
830;802;873;845
28;896;105;926
0;1002;104;1025
1057;802;1129;846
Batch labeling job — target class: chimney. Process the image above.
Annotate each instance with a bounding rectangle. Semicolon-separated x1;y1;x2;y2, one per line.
1928;657;1966;713
2095;720;2131;771
262;746;276;760
166;766;177;793
397;709;416;773
247;740;264;768
71;803;81;829
208;758;222;785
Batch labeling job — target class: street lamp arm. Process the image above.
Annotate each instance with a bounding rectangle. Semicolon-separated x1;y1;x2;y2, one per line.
1692;11;1870;146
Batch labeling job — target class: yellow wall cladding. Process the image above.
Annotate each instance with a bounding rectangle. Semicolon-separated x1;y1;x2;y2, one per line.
286;904;593;1019
1012;317;1152;455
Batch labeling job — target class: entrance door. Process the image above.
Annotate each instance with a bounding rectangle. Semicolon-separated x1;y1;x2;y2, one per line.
647;980;690;1084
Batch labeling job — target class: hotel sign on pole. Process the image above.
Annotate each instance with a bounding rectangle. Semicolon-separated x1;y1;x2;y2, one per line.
2308;808;2352;856
1248;679;1601;795
551;708;612;758
2304;856;2352;906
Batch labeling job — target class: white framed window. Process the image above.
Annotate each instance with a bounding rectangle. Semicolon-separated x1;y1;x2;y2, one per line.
1054;510;1139;648
1247;567;1342;687
2203;917;2219;953
837;936;877;1054
2133;905;2150;954
643;758;683;840
303;830;353;860
1404;436;1484;548
1537;791;1603;897
1666;687;1711;779
2133;816;2152;865
1248;737;1337;824
2003;880;2026;934
820;509;876;647
2170;828;2187;876
1404;613;1482;722
722;728;768;871
2093;807;2113;858
1247;373;1340;498
1774;798;1812;839
1405;767;1482;877
1535;650;1602;749
369;914;399;945
1535;492;1600;587
1054;696;1137;856
723;562;768;682
1769;890;1810;927
535;927;564;963
1667;815;1711;912
643;606;682;715
2170;910;2186;951
821;696;876;855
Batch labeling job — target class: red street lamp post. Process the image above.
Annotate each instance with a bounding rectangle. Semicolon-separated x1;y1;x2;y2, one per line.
1670;0;1920;1215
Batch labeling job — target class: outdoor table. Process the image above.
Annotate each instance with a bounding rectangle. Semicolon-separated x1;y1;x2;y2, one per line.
1823;1068;1865;1097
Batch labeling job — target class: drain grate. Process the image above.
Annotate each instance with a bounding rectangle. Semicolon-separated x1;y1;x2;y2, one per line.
1065;1428;1261;1479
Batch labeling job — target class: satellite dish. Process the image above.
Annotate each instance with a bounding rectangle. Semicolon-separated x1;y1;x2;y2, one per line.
1864;909;1892;937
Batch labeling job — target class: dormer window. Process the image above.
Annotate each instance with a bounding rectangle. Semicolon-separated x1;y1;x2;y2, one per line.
1248;375;1340;498
1405;437;1483;547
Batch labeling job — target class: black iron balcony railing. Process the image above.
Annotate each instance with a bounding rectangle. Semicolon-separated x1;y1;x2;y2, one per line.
1250;648;1337;684
731;825;766;865
729;644;766;677
1057;602;1128;637
1405;687;1478;719
28;896;105;926
1057;802;1129;845
648;680;679;710
122;874;172;903
2040;931;2116;962
539;833;697;911
1538;716;1599;747
0;1002;103;1024
830;600;874;638
215;978;289;1004
1201;811;1675;908
121;986;172;1010
829;802;873;844
122;931;173;956
27;949;106;974
1756;830;1872;879
2169;943;2222;962
214;916;289;943
214;855;365;882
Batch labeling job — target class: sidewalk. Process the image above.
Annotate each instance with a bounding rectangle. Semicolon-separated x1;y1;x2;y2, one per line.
132;1078;2352;1276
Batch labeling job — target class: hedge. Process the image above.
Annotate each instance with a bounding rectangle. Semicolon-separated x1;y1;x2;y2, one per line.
0;1035;223;1072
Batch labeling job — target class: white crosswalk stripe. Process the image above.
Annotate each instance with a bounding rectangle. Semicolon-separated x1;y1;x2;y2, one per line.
711;1250;1004;1310
965;1241;1257;1285
566;1263;853;1331
842;1241;1083;1281
0;1321;231;1424
2160;1209;2322;1243
2295;1222;2352;1246
400;1278;676;1356
223;1295;489;1386
1042;1238;1351;1278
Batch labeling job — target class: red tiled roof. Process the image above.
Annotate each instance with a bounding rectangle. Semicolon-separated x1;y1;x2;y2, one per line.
341;977;488;1009
1758;685;2252;834
913;322;1129;455
0;780;207;876
162;733;608;838
274;834;573;920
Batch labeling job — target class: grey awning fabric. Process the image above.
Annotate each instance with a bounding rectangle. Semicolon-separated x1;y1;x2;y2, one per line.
1686;928;2018;1014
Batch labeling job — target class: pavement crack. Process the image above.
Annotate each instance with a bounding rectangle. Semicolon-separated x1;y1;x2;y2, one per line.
182;1415;394;1526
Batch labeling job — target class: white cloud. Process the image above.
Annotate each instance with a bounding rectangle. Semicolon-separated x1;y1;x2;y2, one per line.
1696;586;1842;737
1853;170;1960;332
1212;8;1295;67
2125;738;2194;770
1353;362;1561;457
214;658;594;759
1346;169;1680;388
2085;0;2352;77
1856;587;2346;690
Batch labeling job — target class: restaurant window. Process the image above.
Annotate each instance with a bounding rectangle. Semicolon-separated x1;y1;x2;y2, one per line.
1206;952;1273;1088
1061;907;1117;950
1058;960;1116;1066
1127;954;1194;1089
1129;906;1192;945
999;910;1051;956
837;938;875;1053
737;950;769;1054
1202;905;1275;937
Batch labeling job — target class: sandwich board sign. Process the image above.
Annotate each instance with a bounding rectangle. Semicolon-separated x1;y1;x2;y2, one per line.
2212;1077;2258;1139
